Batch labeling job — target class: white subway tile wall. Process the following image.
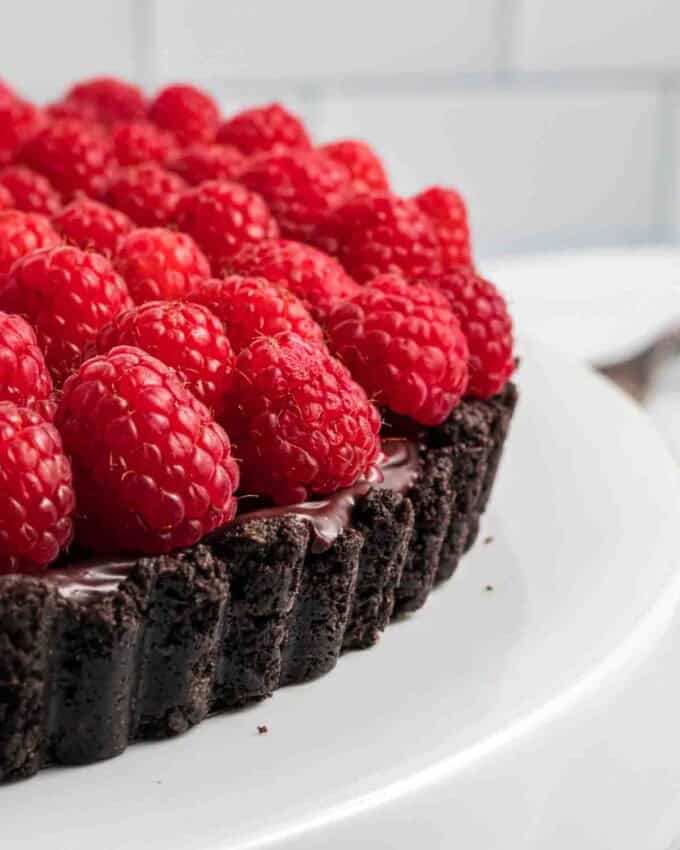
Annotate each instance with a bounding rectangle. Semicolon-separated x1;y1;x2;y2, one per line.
1;0;678;256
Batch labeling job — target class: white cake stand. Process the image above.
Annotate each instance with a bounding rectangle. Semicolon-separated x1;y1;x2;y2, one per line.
4;336;680;850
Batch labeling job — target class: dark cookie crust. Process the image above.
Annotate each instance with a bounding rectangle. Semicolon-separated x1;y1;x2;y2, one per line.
0;385;516;783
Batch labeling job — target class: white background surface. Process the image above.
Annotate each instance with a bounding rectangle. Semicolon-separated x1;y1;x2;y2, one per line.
4;338;680;849
0;0;679;258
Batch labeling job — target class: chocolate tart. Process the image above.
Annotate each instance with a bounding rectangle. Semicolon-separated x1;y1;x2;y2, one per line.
0;384;517;783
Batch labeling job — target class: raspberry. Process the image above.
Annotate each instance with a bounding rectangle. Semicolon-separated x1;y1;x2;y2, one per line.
148;84;220;146
0;184;13;210
414;186;472;271
167;142;246;185
217;102;311;156
52;197;134;257
0;166;61;215
104;162;187;226
427;268;514;399
56;346;239;554
226;239;361;322
96;301;235;419
319;140;389;194
173;179;279;273
19;119;114;200
114;227;210;303
0;210;62;274
60;77;146;125
240;149;349;242
326;274;469;425
112;121;178;166
0;99;46;166
225;332;381;504
327;192;439;283
190;275;324;353
0;79;17;108
0;311;55;420
0;402;75;574
0;246;132;384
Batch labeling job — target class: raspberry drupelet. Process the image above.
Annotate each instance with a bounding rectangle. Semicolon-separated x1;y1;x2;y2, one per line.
56;345;239;554
0;184;13;210
326;274;469;426
224;331;382;505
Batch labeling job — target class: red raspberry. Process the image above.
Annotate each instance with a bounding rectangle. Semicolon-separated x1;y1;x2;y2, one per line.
0;166;61;215
217;102;311;156
173;179;279;273
96;300;235;419
0;184;13;210
190;275;324;353
327;192;439;283
56;346;239;554
225;332;381;504
240;149;349;242
19;119;114;200
0;210;62;274
414;186;472;271
0;246;132;384
60;77;146;125
114;227;210;303
226;239;361;322
327;274;469;425
427;268;514;399
319;140;389;194
0;402;75;574
148;83;220;146
167;142;246;185
0;99;46;166
111;121;178;166
104;162;187;226
52;197;134;257
0;311;55;420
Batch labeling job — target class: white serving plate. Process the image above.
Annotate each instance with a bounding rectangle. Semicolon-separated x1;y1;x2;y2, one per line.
4;336;680;850
482;247;680;366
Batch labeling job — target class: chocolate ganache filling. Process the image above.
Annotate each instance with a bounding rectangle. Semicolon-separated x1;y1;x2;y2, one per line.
41;438;420;599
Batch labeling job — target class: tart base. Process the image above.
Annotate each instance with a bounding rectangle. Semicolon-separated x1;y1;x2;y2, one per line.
0;385;517;783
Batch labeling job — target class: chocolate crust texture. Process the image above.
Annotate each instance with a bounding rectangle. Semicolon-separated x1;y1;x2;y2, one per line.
0;385;516;783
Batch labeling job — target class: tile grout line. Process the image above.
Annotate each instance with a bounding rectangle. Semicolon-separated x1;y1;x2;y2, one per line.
651;81;677;243
133;0;156;90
